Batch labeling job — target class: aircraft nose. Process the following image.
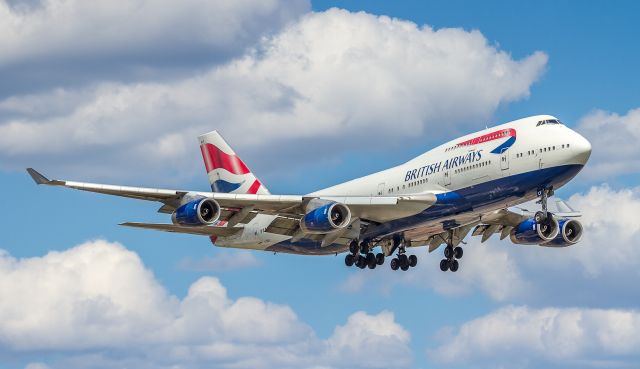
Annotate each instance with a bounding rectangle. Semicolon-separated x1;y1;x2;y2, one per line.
571;131;592;165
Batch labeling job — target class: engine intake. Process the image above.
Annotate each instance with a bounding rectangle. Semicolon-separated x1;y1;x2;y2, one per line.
172;198;221;226
541;219;583;247
300;201;351;234
510;216;560;245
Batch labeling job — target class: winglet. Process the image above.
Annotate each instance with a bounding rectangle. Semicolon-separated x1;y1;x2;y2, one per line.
26;168;51;185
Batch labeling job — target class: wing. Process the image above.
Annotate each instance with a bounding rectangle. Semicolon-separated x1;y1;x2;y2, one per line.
27;168;436;224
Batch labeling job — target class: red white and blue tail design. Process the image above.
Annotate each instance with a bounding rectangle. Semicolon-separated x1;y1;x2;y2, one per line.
198;131;270;195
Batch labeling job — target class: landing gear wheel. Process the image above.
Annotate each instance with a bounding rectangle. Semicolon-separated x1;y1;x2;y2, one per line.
398;254;408;266
366;253;376;269
534;211;546;223
376;253;385;265
349;241;359;255
359;241;369;255
454;247;463;259
440;259;449;272
408;255;418;267
450;259;459;272
390;258;399;271
345;254;355;267
400;262;409;271
444;245;454;259
356;255;366;269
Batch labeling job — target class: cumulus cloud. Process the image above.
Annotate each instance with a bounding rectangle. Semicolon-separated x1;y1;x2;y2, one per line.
0;240;410;369
429;305;640;368
0;0;309;95
576;107;640;180
0;8;547;183
341;185;640;307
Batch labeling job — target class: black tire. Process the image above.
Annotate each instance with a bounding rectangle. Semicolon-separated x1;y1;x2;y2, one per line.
349;241;359;254
534;211;545;223
400;262;409;271
345;254;355;267
390;258;399;271
440;259;449;271
444;245;454;259
356;255;367;269
408;255;417;267
359;241;369;255
376;253;385;265
398;254;408;265
450;259;459;272
367;253;377;269
454;247;463;259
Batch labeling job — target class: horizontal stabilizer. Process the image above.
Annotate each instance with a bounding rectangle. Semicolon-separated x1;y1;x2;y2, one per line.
120;222;242;237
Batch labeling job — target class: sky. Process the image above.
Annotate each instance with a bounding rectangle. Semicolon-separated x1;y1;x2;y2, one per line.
1;1;639;368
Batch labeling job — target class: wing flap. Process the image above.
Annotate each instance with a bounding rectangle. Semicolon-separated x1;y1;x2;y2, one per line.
120;222;242;237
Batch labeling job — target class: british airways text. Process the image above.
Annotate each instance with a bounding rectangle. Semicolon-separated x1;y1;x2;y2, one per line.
405;150;483;182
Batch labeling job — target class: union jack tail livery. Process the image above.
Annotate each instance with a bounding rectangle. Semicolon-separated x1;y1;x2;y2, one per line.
198;131;270;195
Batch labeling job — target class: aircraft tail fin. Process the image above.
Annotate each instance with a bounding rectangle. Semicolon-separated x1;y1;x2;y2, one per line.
198;131;270;195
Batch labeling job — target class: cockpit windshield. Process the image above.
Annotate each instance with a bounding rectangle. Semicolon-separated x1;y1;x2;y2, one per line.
536;119;563;126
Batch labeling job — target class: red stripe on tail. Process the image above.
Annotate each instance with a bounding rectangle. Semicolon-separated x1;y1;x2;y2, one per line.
246;179;261;194
200;143;250;175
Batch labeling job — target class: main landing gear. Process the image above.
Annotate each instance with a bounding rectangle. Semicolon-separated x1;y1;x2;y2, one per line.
344;237;417;271
389;240;417;272
440;231;463;272
344;240;385;270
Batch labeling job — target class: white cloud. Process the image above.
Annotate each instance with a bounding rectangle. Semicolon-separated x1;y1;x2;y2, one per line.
0;8;547;183
429;305;640;368
178;251;261;272
0;0;309;69
0;240;410;369
576;107;640;180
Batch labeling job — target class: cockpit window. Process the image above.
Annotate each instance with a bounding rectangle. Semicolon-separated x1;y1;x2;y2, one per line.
536;119;563;126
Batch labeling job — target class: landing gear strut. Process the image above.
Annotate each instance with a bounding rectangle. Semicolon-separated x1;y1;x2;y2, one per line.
440;230;463;272
344;239;385;270
535;186;554;222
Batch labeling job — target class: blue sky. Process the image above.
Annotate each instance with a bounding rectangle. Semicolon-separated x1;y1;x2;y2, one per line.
1;1;640;369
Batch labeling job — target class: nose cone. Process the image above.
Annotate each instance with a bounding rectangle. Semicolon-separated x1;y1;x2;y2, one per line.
572;131;592;165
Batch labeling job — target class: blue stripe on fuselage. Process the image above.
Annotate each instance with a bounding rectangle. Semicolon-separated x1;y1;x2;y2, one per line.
491;136;516;154
267;164;584;254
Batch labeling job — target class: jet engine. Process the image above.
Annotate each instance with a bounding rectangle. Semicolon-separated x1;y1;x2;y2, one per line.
172;198;221;226
300;201;351;234
541;219;583;247
510;216;560;245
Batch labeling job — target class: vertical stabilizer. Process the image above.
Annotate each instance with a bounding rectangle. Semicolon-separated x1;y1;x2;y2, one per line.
198;131;270;195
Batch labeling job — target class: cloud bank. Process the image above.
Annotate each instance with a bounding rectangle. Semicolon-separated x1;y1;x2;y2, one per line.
0;240;410;369
0;7;547;183
430;305;640;368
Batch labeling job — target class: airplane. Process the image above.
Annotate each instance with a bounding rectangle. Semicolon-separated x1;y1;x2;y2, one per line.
27;114;591;272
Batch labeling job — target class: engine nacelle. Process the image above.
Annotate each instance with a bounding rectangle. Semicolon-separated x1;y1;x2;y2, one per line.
541;219;583;247
171;198;221;226
510;216;560;245
300;201;351;234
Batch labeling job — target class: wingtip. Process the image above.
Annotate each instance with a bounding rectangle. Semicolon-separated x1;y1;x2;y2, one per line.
26;168;50;185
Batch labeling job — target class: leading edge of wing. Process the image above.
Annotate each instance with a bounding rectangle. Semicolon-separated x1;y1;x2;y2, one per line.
120;222;242;237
